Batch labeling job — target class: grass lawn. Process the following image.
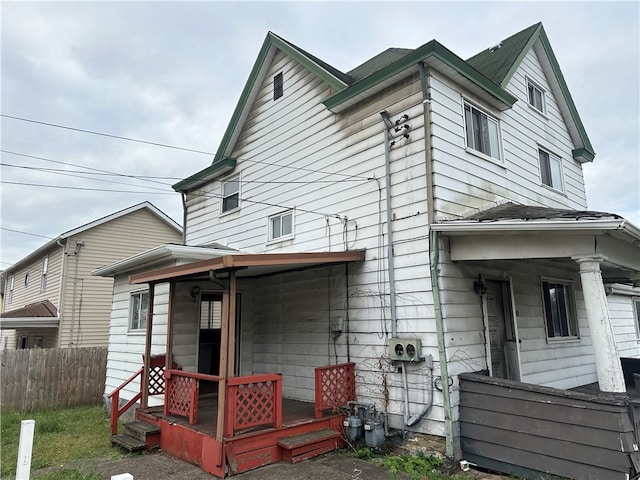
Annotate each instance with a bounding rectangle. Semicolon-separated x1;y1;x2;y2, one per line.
0;405;118;479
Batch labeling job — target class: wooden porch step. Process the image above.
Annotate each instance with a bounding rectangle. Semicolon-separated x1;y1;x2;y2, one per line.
111;433;147;453
125;420;160;442
277;428;341;463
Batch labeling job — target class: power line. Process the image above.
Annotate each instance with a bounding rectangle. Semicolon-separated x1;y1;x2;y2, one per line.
1;180;172;195
1;115;370;180
1;114;215;156
1;227;55;240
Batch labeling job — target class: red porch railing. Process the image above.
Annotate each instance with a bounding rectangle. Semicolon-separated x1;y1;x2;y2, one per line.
314;362;356;418
164;370;220;425
224;374;283;437
107;354;173;435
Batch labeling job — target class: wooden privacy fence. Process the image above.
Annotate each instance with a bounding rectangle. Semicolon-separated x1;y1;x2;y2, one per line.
0;347;107;413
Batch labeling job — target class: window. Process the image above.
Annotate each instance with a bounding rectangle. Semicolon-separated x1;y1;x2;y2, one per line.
7;276;14;303
41;256;48;292
464;101;501;160
538;148;563;191
269;209;293;241
129;291;149;331
527;79;545;113
32;336;43;348
17;336;27;349
24;272;29;288
221;175;240;213
200;293;222;330
273;72;283;100
541;279;578;339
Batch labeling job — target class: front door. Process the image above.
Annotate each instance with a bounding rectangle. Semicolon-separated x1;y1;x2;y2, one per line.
198;292;241;377
484;279;520;381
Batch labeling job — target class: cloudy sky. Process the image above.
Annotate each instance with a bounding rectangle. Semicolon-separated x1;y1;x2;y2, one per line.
1;1;638;267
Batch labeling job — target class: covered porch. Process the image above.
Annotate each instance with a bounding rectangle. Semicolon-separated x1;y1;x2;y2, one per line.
109;250;364;477
432;204;640;479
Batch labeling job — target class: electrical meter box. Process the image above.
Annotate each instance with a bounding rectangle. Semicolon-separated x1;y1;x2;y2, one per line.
389;338;423;362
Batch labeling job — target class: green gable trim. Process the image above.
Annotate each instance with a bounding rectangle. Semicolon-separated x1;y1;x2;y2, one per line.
537;28;594;158
211;32;349;167
323;40;517;112
173;157;237;192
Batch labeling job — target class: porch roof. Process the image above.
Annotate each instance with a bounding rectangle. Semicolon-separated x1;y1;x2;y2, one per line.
431;203;640;284
128;250;367;284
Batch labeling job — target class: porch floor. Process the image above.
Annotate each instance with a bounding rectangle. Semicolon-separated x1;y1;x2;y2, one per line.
140;395;319;438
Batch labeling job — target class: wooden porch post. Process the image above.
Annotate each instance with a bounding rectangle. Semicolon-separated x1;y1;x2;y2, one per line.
573;255;626;392
141;282;155;408
215;285;230;441
227;270;237;378
166;282;175;370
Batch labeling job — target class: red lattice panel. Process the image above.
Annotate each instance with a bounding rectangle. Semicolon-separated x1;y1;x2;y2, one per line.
166;375;196;419
233;381;276;430
148;366;166;395
315;362;356;418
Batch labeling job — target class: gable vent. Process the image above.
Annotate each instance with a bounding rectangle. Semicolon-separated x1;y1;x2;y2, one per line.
273;72;283;100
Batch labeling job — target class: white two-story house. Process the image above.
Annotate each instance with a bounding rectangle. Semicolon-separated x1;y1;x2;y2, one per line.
95;23;640;479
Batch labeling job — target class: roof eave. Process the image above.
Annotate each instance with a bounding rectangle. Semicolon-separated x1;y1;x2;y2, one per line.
0;317;60;328
172;158;237;192
324;41;517;113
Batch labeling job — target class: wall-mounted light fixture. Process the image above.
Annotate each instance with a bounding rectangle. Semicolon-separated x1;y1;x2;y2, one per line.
191;286;201;301
473;278;486;295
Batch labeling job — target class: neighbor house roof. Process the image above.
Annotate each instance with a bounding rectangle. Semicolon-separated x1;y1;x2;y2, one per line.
5;202;182;273
174;23;594;193
1;299;57;318
0;299;60;328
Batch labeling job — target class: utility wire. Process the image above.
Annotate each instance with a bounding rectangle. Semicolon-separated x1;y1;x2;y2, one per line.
1;115;370;180
0;227;55;240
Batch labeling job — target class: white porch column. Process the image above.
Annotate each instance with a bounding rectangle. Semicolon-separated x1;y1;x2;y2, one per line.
573;255;625;393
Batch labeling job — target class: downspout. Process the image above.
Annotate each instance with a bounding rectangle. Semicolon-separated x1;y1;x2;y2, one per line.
180;193;188;245
56;239;66;346
380;111;398;337
419;62;454;457
69;241;84;347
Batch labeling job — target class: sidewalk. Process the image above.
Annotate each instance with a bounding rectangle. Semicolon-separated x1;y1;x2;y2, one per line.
30;449;507;480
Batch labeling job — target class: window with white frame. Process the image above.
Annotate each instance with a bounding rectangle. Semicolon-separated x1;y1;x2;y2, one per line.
129;291;149;331
40;256;48;292
221;174;240;213
527;78;545;113
464;101;501;161
24;272;29;288
538;148;564;191
268;209;293;241
541;279;579;339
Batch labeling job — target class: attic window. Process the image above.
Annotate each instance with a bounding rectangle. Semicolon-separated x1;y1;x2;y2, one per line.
527;78;545;113
273;72;283;100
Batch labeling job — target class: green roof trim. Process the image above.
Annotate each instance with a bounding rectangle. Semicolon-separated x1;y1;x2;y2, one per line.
210;32;349;167
323;40;517;112
572;147;595;163
173;157;237;192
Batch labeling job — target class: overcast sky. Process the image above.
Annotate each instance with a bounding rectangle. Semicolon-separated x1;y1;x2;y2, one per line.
1;1;638;267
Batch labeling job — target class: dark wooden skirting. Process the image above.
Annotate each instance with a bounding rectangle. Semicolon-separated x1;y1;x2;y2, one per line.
459;373;640;480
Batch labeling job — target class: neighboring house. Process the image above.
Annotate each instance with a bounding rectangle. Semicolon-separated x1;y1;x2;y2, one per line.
98;24;640;479
1;202;182;349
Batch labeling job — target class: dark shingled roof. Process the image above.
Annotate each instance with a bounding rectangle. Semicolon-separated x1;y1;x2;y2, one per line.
347;48;414;82
466;23;541;86
1;300;58;318
280;35;353;85
462;202;621;222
